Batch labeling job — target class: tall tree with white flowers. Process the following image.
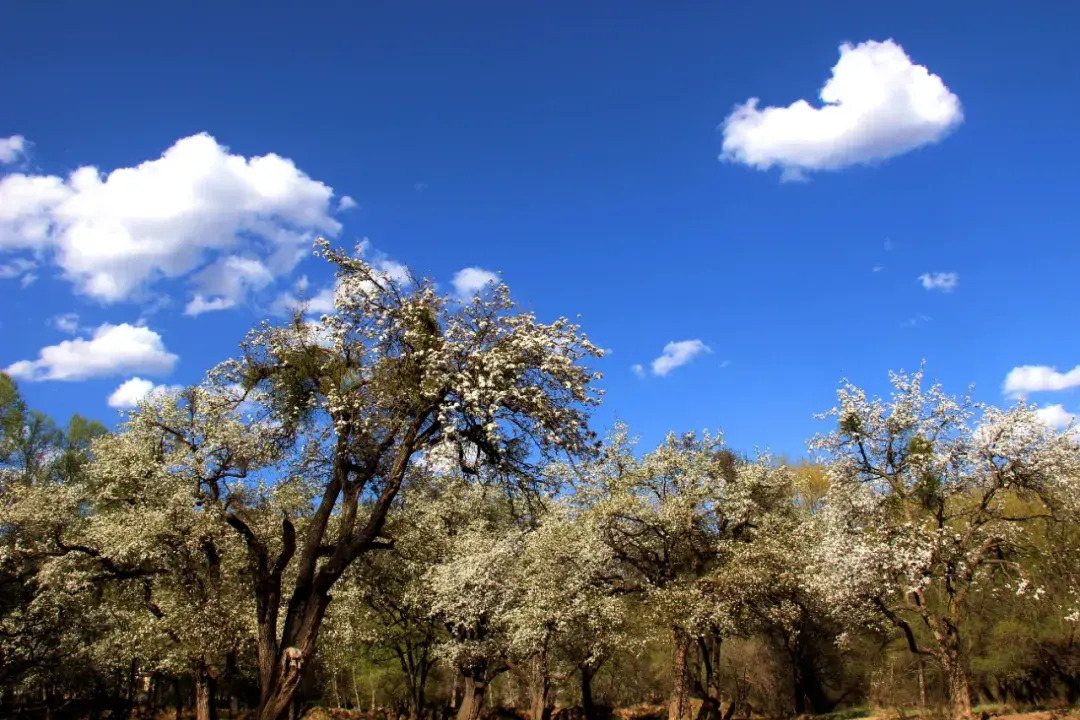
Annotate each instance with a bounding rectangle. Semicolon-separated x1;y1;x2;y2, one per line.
169;238;603;720
810;368;1080;720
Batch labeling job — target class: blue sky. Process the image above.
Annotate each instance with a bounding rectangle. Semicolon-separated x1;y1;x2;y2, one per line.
2;1;1079;458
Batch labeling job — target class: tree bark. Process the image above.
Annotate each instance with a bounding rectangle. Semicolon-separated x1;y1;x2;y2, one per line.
195;664;219;720
527;652;552;720
456;676;486;720
668;627;692;720
944;651;972;720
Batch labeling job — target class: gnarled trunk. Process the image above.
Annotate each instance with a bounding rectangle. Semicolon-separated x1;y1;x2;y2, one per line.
668;627;692;720
456;676;486;720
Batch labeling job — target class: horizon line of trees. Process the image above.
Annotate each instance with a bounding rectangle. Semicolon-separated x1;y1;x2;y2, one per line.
2;238;1079;720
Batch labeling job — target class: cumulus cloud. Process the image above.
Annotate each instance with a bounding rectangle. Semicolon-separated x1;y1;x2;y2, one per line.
0;136;26;164
651;340;711;377
0;132;346;305
184;255;275;316
630;364;646;379
107;377;181;408
1033;404;1077;432
451;267;499;299
919;272;959;292
1004;365;1080;397
5;322;179;381
721;39;962;179
337;195;357;211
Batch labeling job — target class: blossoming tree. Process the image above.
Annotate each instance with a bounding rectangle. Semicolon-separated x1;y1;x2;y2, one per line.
810;369;1080;720
581;426;793;720
179;238;602;720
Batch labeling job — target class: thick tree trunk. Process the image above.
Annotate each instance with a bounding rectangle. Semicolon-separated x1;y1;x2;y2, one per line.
456;676;486;720
668;627;692;720
196;664;218;720
527;651;553;720
944;653;972;720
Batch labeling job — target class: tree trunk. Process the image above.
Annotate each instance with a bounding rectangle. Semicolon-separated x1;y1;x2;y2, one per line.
917;657;928;711
668;627;692;720
527;651;553;720
196;664;219;720
944;653;972;720
580;664;597;720
456;676;486;720
175;677;184;720
352;672;362;710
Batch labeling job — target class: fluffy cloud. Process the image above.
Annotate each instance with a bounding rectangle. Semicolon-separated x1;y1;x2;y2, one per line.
721;40;962;179
630;364;645;379
0;136;26;164
452;267;499;298
1034;404;1077;431
1004;365;1080;397
337;195;357;211
5;322;179;381
919;272;959;292
651;340;711;377
184;255;275;316
107;376;181;408
0;133;345;305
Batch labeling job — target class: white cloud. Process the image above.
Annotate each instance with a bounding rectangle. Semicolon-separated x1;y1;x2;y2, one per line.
919;272;959;292
451;267;499;299
52;312;80;334
5;322;179;381
872;265;884;272
651;340;711;377
183;255;275;316
721;40;962;178
1033;404;1077;432
0;136;26;164
630;364;645;379
107;376;181;408
183;295;237;316
0;132;345;304
1004;365;1080;397
337;195;357;211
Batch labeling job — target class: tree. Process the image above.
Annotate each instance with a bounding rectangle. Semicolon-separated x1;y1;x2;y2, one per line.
162;237;602;720
810;368;1080;720
582;426;793;720
0;373;110;699
502;499;625;720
